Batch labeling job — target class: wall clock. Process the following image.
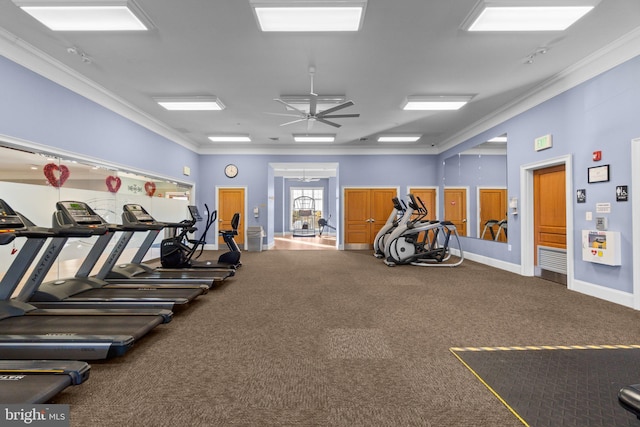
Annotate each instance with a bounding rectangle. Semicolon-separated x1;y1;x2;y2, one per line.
224;164;238;178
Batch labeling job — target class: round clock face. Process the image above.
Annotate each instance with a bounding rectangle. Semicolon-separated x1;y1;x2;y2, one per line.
225;164;238;178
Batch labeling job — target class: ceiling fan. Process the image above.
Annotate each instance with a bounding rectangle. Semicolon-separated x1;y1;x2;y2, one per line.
269;66;360;129
296;169;320;182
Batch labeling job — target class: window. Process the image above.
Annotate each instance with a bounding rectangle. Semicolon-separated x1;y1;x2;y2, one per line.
290;187;323;232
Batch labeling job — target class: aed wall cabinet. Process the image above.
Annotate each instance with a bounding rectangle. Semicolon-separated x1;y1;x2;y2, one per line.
581;230;621;266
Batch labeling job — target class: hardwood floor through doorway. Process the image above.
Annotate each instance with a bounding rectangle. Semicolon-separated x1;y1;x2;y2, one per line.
272;234;337;250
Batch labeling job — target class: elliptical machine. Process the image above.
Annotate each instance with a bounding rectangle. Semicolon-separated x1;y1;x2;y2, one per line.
160;205;241;269
383;194;464;267
373;197;407;258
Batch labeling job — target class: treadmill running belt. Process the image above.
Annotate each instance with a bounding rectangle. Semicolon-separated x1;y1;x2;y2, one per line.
67;287;202;304
0;375;72;403
1;315;162;340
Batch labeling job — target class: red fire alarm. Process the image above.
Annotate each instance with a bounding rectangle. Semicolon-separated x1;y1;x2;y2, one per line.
593;151;602;161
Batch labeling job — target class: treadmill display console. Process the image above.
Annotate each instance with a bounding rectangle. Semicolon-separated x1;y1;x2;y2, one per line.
124;204;154;223
0;199;26;229
59;201;102;225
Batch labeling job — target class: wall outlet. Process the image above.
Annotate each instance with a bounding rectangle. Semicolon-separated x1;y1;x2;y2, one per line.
586;211;592;221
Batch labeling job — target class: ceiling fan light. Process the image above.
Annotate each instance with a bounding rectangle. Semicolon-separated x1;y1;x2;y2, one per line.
250;0;367;32
293;134;336;143
461;0;600;32
13;0;153;31
402;95;473;111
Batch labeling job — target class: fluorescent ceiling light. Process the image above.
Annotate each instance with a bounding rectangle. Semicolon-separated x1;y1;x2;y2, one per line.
155;97;225;111
250;0;367;32
13;0;152;31
461;0;599;32
402;96;473;111
293;134;336;143
488;135;508;143
377;135;422;143
208;135;252;143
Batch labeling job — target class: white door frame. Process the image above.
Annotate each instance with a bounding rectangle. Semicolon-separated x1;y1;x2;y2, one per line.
632;138;640;309
520;155;574;288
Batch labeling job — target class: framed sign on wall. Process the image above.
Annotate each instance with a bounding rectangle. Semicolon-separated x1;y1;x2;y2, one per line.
588;164;609;183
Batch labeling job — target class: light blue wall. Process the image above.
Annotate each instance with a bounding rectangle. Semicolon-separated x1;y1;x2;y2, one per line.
197;154;438;247
2;50;639;298
0;55;199;182
440;54;640;294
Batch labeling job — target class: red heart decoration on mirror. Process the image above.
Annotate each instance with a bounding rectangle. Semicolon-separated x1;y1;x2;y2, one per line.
43;163;70;188
144;181;156;197
106;175;121;193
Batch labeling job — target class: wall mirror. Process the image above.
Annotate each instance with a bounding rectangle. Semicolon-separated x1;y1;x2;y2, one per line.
0;143;193;283
443;134;508;242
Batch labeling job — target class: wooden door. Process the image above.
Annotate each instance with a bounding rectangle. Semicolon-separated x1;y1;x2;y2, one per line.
479;188;507;241
409;188;436;220
344;188;396;248
218;187;245;249
345;188;371;246
534;165;566;263
370;188;398;242
444;188;467;236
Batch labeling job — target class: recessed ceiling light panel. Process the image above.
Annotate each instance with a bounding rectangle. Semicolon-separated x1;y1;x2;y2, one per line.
250;0;367;32
208;135;252;143
377;135;422;143
293;134;336;143
461;0;600;32
402;96;473;111
13;0;152;31
155;97;225;111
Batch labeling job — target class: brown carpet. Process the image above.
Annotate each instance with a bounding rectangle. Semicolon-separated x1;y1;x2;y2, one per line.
53;250;640;426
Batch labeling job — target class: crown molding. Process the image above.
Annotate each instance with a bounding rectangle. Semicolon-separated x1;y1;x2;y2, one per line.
437;26;640;154
0;26;199;153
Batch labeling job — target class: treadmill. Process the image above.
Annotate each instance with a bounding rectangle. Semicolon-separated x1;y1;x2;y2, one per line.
0;360;90;403
0;199;169;360
102;203;234;285
0;233;90;404
28;201;207;311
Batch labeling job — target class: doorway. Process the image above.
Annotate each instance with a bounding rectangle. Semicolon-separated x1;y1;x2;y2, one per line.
344;187;398;250
444;188;468;236
534;164;567;284
520;155;574;287
217;187;246;250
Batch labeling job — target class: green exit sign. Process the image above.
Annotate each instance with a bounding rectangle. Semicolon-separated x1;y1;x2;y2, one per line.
535;134;553;151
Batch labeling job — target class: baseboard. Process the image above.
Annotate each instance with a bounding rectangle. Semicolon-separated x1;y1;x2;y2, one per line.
571;279;634;308
458;250;521;275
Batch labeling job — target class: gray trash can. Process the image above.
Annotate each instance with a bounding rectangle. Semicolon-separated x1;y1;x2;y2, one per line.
247;226;264;252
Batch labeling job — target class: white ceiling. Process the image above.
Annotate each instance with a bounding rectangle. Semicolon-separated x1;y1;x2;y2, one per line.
0;0;639;159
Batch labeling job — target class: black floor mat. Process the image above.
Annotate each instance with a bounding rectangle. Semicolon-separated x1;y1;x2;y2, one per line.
450;345;640;426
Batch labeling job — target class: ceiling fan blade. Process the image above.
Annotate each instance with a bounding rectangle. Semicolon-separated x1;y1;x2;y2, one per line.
321;113;360;119
274;98;307;116
265;112;306;118
315;117;341;128
309;93;318;116
280;118;307;126
317;100;355;116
